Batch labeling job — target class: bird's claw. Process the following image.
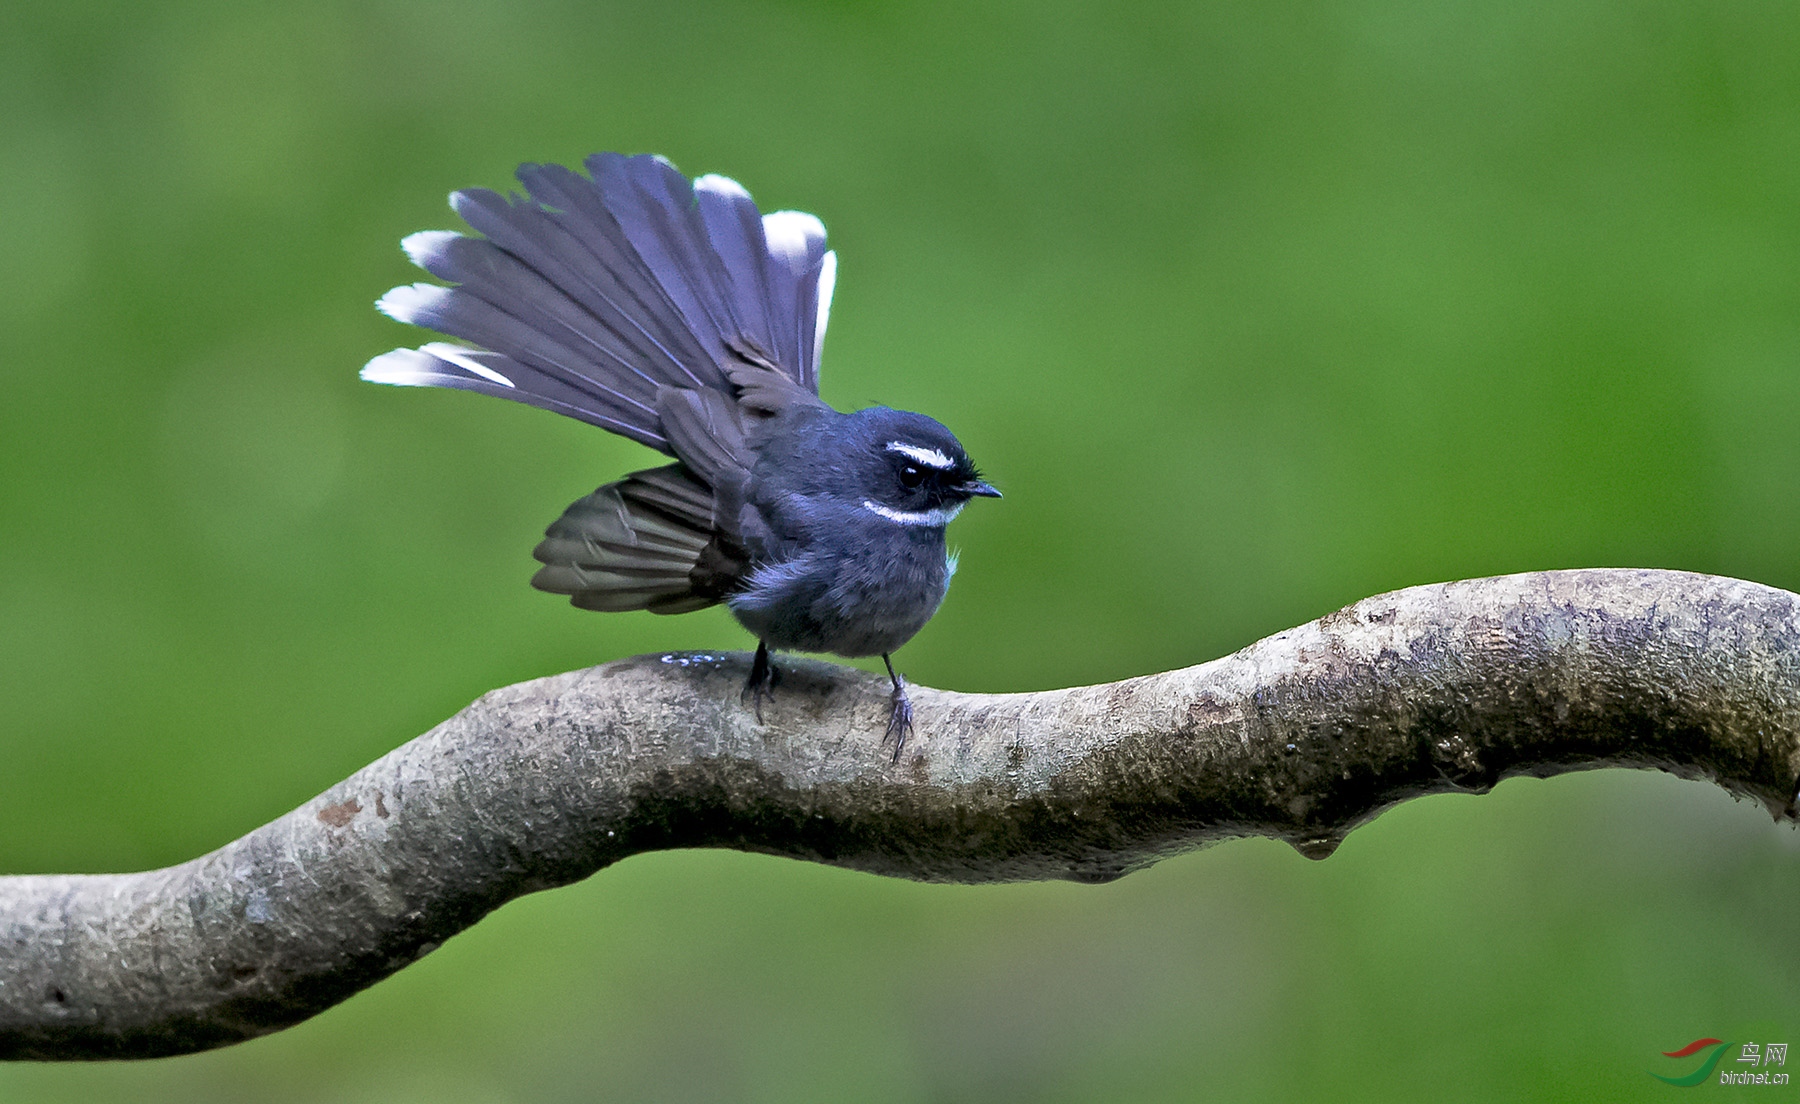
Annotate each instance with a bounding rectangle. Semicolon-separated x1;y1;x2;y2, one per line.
740;681;771;724
741;642;779;724
885;680;914;763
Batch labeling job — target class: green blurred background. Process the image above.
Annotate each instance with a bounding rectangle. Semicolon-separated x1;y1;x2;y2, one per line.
3;0;1799;1099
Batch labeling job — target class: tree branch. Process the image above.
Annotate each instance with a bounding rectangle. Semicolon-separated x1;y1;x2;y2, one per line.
3;568;1797;1060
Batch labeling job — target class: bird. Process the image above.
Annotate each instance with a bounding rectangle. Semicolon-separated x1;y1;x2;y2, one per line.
361;152;999;760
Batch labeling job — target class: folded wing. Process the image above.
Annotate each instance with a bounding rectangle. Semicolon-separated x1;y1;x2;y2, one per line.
529;463;749;615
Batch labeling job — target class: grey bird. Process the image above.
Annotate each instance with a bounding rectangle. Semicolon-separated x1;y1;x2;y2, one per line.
362;152;999;758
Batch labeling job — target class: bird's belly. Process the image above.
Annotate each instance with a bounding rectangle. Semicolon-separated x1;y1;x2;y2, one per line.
727;537;951;658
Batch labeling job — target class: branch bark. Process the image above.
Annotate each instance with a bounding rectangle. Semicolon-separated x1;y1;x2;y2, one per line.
4;568;1798;1060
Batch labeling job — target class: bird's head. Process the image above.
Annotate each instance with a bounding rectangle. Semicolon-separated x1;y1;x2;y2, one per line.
843;408;1000;527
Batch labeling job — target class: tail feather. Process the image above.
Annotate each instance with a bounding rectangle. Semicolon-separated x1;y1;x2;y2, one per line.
593;154;744;370
359;344;667;448
365;151;834;479
397;229;666;417
374;281;670;448
692;174;783;380
510;162;724;392
449;183;720;392
761;211;832;391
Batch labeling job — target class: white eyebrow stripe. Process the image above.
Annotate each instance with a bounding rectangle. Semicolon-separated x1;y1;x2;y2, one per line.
886;442;954;470
862;500;966;527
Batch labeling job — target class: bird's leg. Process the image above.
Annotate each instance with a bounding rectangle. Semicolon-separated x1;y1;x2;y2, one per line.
741;640;777;723
882;654;914;763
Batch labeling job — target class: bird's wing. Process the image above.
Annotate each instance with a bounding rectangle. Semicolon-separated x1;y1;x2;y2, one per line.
530;463;751;614
363;153;836;463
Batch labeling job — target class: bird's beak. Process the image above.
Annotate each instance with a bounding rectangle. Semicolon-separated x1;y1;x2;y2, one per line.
961;480;1003;499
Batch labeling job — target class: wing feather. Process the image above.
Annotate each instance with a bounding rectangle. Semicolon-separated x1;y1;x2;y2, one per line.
530;463;748;614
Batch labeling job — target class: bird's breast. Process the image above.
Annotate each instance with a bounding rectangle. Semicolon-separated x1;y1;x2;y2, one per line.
726;519;953;658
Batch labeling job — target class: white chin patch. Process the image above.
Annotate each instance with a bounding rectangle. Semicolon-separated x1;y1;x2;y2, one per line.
862;500;965;527
885;442;954;470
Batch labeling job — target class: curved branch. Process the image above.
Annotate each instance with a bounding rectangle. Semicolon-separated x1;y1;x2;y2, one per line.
4;569;1798;1060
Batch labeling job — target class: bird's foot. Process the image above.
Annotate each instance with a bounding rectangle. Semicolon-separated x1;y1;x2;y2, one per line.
740;641;779;723
881;654;914;762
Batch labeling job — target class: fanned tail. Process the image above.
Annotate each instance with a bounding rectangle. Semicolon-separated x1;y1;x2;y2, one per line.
362;153;836;462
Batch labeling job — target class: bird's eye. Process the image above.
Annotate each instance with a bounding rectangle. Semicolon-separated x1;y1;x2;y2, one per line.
898;464;925;489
